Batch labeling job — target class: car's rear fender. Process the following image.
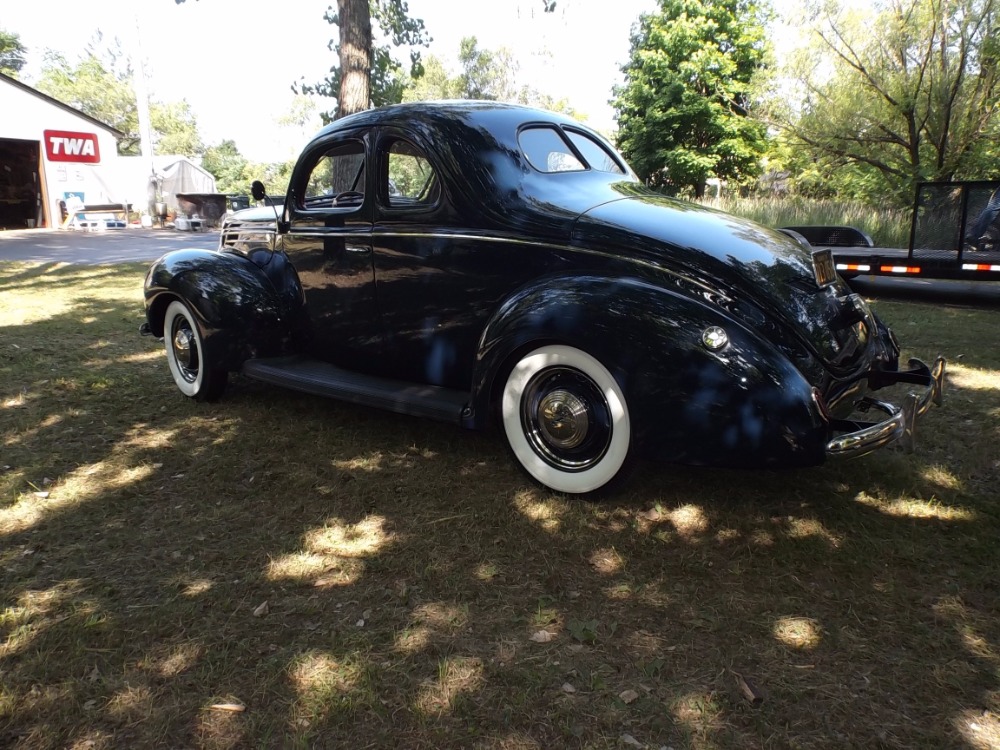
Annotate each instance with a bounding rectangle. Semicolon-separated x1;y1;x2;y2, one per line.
144;248;293;370
470;275;828;467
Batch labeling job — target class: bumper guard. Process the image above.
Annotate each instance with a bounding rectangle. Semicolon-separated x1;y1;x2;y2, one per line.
825;356;946;459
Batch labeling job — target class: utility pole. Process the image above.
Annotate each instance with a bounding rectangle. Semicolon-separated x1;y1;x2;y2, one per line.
131;12;157;217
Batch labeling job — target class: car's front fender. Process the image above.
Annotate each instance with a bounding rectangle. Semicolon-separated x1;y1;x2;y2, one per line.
470;275;828;467
144;248;290;370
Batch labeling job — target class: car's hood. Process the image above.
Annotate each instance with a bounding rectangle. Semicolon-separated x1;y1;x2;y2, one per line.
226;205;281;225
574;192;872;373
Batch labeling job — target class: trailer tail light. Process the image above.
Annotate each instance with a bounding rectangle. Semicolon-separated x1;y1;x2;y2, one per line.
962;263;1000;272
836;263;871;272
879;265;922;274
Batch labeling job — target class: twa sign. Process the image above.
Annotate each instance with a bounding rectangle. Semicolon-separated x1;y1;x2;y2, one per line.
43;130;101;164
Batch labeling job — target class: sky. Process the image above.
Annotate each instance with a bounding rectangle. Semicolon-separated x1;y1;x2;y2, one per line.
3;0;658;162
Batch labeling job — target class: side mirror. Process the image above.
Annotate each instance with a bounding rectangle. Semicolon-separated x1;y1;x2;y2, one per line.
250;180;266;202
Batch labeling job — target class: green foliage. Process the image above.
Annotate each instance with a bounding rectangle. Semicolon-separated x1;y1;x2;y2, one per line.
387;145;433;197
567;618;600;644
295;0;430;122
0;27;27;78
35;41;203;158
613;0;771;197
401;39;581;119
773;0;1000;206
36;51;140;153
456;37;518;100
961;116;1000;179
760;131;897;204
402;55;463;101
150;101;203;157
201;141;249;194
200;140;294;196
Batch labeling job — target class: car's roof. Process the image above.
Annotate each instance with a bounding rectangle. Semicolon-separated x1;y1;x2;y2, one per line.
300;100;633;241
312;100;591;141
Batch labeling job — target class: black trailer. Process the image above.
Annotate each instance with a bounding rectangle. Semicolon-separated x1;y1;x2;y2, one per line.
784;180;1000;281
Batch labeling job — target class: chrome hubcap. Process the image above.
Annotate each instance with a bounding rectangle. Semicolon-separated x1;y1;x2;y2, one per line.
520;366;612;472
538;389;589;449
171;323;198;382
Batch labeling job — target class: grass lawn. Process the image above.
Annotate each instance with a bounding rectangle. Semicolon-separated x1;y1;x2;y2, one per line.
1;261;998;749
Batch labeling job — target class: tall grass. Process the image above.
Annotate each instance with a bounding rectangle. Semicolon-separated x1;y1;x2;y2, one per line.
699;194;912;248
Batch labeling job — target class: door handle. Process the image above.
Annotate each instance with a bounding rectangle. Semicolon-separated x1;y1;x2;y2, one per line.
345;245;371;254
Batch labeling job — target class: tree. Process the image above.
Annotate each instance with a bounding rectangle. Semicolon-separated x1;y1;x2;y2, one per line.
456;36;519;100
35;40;204;157
150;101;204;157
402;55;462;101
295;0;430;121
401;38;581;119
612;0;771;197
37;49;141;153
773;0;1000;205
201;140;249;194
0;27;27;78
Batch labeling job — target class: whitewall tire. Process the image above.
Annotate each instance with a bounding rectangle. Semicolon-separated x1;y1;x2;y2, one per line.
163;300;227;402
501;344;632;495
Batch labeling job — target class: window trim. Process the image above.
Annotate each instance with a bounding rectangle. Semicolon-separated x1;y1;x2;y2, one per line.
517;122;633;177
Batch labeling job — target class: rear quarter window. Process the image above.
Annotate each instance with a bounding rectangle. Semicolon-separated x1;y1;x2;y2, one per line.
518;126;585;173
565;130;625;174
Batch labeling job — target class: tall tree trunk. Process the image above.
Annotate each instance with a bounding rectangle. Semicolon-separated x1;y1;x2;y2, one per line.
337;0;372;120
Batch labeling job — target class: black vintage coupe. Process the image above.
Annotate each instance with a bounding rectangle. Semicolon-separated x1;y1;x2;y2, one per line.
141;102;944;495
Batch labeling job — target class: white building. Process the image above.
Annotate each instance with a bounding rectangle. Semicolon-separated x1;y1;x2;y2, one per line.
0;72;127;230
0;73;216;230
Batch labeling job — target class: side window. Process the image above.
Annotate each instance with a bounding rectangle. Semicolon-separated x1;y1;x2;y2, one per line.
301;140;365;208
565;130;626;174
384;140;438;208
518;126;585;173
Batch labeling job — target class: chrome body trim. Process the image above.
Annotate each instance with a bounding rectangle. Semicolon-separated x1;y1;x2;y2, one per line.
224;226;728;300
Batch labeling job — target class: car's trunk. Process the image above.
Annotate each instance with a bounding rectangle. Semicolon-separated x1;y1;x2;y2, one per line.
575;194;874;376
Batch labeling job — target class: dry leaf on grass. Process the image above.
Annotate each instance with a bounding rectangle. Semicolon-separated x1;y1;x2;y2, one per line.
619;688;640;704
253;601;269;617
209;703;246;712
530;630;554;643
732;670;765;704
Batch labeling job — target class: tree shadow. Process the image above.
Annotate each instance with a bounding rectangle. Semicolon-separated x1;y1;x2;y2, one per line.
1;271;998;749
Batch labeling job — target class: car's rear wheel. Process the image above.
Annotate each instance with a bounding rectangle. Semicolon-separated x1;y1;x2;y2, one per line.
163;300;227;402
501;344;632;495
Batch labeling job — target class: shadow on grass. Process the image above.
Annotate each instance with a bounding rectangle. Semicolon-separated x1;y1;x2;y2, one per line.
1;267;998;749
0;261;148;295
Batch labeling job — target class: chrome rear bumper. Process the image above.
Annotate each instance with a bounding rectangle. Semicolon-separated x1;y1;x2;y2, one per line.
826;356;945;459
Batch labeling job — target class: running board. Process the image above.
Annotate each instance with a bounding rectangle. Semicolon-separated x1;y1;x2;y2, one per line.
242;357;470;424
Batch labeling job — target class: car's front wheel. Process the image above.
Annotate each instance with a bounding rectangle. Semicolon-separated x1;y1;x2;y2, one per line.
163;299;227;402
501;344;632;495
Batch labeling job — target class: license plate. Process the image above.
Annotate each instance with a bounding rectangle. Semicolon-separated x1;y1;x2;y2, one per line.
812;249;837;288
